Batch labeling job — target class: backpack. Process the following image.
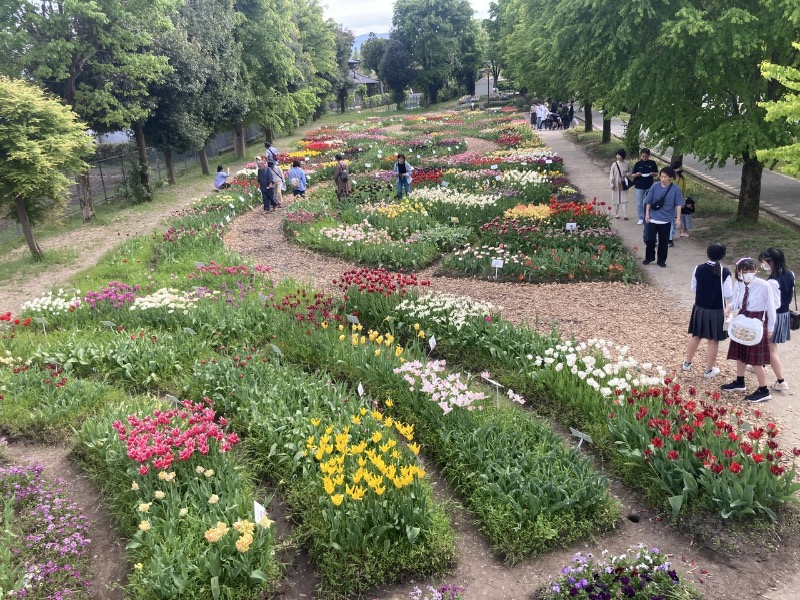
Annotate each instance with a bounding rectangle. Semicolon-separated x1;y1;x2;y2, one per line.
291;176;301;189
338;164;349;181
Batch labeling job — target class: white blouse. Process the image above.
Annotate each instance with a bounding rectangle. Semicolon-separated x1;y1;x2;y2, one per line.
730;278;777;333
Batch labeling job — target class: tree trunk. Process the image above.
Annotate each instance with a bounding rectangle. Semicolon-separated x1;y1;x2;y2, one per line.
602;115;611;143
77;171;95;223
164;149;176;185
737;151;763;222
198;146;210;175
133;122;150;190
583;102;593;132
233;123;246;159
15;195;43;260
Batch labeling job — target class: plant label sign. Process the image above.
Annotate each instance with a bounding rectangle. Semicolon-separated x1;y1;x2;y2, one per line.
346;314;360;324
357;382;364;397
491;259;504;268
270;344;283;357
495;175;502;181
364;163;372;168
450;216;459;223
565;222;578;231
545;159;553;164
441;181;449;187
490;164;498;170
253;501;266;523
429;335;436;351
570;427;593;450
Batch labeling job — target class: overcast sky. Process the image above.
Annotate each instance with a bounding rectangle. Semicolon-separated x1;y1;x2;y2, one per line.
322;0;493;37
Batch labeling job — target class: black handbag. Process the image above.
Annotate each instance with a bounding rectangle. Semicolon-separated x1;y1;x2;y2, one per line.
791;284;800;331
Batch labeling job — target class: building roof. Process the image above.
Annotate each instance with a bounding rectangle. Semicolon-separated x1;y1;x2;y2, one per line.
350;71;379;84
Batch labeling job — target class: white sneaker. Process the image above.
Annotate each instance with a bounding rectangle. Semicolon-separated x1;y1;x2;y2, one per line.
703;367;720;378
637;220;644;225
772;381;790;391
681;361;692;372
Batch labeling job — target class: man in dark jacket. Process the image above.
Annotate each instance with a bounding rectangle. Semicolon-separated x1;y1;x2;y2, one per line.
257;159;276;212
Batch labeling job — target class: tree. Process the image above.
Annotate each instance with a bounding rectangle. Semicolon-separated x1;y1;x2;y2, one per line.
331;23;355;113
758;41;800;176
454;19;487;95
0;78;94;259
0;0;173;214
484;2;504;89
360;34;389;76
291;0;338;120
380;38;415;109
392;0;473;105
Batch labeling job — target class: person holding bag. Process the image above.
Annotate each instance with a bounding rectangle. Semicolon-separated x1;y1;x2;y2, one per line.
720;257;777;403
759;248;795;392
682;243;732;378
609;149;631;219
642;167;684;268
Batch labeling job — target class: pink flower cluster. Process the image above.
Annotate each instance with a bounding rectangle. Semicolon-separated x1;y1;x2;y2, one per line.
84;281;141;310
112;398;239;474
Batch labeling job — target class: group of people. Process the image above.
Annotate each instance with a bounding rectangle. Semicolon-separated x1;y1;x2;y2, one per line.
254;142;308;213
530;101;575;130
334;153;414;201
683;244;795;403
610;147;695;268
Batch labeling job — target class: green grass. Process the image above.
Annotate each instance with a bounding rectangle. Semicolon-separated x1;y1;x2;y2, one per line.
0;248;78;283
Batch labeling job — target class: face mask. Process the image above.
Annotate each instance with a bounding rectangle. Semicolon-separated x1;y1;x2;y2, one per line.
742;273;756;284
761;262;770;271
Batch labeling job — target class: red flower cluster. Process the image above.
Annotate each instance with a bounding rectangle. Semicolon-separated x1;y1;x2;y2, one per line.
333;268;430;297
548;196;607;218
497;132;522;146
1;312;31;327
411;167;443;184
192;261;269;278
272;289;344;327
112;398;239;474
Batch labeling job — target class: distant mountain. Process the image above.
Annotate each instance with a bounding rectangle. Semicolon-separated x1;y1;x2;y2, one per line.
353;33;389;51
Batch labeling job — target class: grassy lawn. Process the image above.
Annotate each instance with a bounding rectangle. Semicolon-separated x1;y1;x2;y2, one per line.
568;129;800;270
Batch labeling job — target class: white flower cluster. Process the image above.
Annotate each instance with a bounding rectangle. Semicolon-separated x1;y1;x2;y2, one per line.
318;222;394;246
21;289;82;316
395;292;497;331
129;288;198;313
413;187;500;208
0;350;31;367
530;338;666;397
496;149;560;163
499;169;551;187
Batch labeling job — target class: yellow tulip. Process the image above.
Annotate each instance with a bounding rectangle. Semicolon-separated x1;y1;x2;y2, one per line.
339;334;346;342
408;442;421;455
331;494;344;506
310;418;321;427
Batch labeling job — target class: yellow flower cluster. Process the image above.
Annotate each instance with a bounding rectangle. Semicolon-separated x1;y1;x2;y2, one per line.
204;521;229;543
373;198;428;219
307;414;424;507
286;150;320;159
337;324;404;359
504;203;552;220
233;519;255;553
203;517;270;551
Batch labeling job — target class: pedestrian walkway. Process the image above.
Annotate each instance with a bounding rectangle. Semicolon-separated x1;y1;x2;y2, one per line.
540;127;800;461
580;109;800;226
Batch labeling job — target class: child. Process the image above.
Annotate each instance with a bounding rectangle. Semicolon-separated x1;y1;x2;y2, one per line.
720;257;777;403
682;243;732;378
680;196;695;237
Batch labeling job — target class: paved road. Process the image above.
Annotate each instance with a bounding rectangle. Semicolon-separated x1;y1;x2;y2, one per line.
581;109;800;226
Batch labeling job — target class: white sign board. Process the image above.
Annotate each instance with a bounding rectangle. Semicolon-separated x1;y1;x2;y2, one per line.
565;222;578;231
491;258;504;268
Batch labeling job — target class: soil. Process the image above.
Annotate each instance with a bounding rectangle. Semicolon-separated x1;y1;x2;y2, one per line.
2;131;799;599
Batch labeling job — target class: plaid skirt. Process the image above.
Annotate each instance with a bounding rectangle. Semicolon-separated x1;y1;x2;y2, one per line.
727;309;771;365
770;311;791;344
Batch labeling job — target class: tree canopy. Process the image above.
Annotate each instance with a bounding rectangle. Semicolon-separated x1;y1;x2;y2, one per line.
0;77;94;258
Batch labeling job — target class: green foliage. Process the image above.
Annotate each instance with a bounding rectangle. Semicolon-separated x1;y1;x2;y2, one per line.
758;41;800;175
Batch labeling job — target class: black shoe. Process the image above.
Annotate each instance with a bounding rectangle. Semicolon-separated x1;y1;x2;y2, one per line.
721;380;746;392
264;209;271;213
657;263;667;268
642;259;653;265
668;241;674;247
745;388;772;403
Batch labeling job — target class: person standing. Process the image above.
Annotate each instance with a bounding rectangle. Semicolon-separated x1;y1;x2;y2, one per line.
721;258;777;403
392;153;413;199
257;158;277;212
269;159;285;207
682;243;733;378
631;148;658;226
264;142;279;163
568;102;575;127
759;248;794;391
642;166;684;268
559;103;570;130
334;154;351;200
288;160;308;198
537;102;548;130
609;149;631;219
